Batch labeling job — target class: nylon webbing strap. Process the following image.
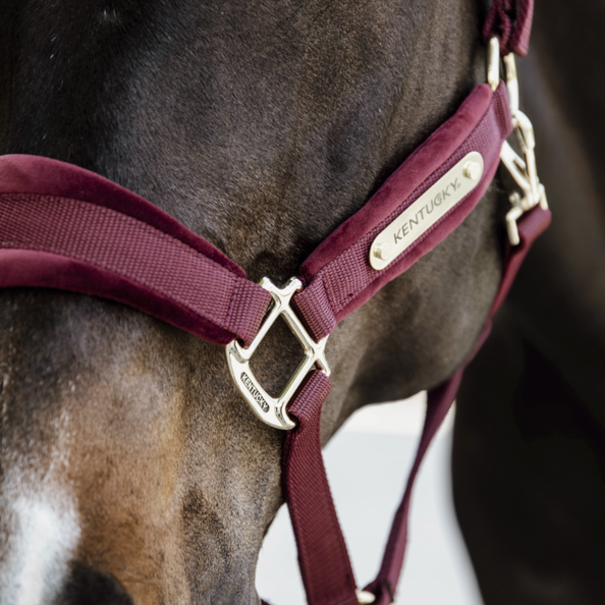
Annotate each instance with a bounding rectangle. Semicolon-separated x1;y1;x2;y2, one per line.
281;0;544;590
0;156;272;346
483;0;534;56
282;206;550;605
365;205;551;603
282;371;359;605
364;366;467;605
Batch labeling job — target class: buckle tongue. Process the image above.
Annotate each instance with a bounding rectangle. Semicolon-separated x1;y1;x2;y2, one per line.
226;277;330;430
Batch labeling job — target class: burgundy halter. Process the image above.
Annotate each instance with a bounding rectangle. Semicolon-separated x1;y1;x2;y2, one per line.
0;1;549;603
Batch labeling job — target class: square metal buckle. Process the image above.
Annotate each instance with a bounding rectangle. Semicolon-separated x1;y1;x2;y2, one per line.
225;277;330;430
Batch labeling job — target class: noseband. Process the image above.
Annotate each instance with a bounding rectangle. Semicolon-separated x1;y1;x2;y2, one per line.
0;2;549;603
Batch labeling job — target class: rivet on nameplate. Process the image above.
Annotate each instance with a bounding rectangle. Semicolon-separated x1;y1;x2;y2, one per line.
463;160;482;181
372;241;392;261
369;151;484;271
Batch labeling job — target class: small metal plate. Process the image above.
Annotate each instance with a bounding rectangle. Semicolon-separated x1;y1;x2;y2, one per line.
369;151;484;271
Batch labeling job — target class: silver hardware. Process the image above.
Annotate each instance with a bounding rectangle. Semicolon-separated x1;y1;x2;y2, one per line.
463;160;482;181
226;277;330;431
369;151;484;271
497;51;548;245
503;52;519;115
487;36;500;91
357;590;376;604
372;241;392;262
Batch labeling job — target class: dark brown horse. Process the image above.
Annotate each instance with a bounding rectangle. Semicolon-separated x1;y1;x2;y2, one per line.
0;0;598;604
454;2;605;604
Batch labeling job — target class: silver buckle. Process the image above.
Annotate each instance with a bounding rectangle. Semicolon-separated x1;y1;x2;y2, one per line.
501;112;548;245
357;590;376;604
225;277;330;431
488;37;548;246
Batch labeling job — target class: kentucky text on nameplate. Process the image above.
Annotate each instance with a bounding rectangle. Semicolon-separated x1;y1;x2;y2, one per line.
370;151;484;270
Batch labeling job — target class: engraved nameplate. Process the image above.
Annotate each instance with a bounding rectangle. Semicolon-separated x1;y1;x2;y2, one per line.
369;151;484;270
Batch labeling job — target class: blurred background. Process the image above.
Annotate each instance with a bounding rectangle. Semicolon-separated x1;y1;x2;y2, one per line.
256;393;483;605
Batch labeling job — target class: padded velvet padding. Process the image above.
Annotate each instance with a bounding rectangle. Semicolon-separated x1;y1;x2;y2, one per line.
0;156;272;346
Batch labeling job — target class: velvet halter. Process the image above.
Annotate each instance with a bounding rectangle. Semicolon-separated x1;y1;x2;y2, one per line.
0;1;545;604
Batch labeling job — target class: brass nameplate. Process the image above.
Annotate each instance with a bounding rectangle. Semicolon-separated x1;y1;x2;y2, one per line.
369;151;484;271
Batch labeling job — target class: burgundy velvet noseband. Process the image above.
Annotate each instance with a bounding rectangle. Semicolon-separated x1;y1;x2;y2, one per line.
0;156;271;346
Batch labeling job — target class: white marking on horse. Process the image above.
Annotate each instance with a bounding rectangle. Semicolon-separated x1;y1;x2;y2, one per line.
0;495;80;605
0;408;80;605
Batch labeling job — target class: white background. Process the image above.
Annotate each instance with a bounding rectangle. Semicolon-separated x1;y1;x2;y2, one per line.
256;393;484;605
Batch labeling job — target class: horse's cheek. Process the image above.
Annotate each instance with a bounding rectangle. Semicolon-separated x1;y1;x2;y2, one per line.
0;293;270;603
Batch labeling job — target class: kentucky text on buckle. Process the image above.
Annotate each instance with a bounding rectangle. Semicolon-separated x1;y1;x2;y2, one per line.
225;277;330;430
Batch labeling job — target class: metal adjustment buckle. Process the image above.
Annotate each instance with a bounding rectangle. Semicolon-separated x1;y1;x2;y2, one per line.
225;277;330;430
488;37;548;246
357;590;376;604
501;111;548;245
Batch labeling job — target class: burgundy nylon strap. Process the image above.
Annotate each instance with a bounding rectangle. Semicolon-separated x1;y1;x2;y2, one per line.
0;83;512;350
0;155;271;346
483;0;534;56
364;205;551;603
364;366;467;605
281;8;539;601
283;206;551;605
282;371;359;605
292;83;512;342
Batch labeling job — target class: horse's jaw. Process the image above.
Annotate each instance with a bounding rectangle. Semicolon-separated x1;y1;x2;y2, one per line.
0;476;81;605
0;290;284;605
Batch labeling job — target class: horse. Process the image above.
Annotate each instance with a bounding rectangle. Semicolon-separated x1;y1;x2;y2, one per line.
454;2;605;603
0;0;584;604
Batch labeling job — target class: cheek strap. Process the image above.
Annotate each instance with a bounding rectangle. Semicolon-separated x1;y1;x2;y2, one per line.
280;204;550;605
